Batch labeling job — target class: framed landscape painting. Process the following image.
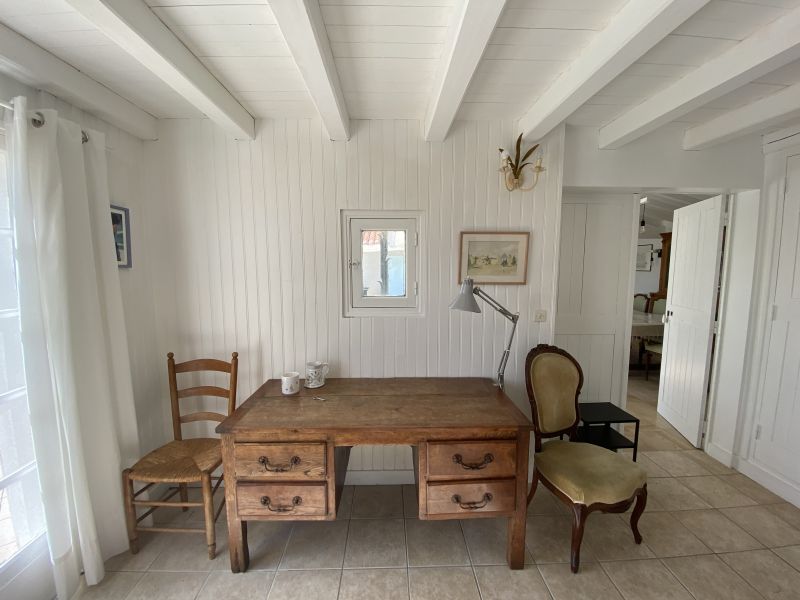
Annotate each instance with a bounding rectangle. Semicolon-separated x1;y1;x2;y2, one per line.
459;231;530;284
636;244;653;272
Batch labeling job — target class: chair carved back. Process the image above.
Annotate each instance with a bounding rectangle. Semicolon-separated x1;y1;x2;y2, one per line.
633;294;648;312
167;352;238;441
524;344;584;452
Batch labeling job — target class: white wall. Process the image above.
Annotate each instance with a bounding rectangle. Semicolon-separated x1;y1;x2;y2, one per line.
139;118;565;482
564;123;763;190
635;238;662;294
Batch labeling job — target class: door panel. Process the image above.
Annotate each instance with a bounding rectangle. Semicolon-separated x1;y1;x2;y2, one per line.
657;195;725;447
753;154;800;484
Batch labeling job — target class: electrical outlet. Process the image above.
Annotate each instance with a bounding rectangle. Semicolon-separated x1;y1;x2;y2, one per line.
534;309;547;323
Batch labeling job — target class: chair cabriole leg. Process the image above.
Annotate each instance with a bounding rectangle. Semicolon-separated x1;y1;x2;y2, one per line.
570;503;587;574
630;485;647;544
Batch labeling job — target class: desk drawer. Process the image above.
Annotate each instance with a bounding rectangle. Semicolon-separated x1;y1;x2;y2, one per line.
235;443;326;480
237;482;327;517
426;479;515;516
427;440;516;480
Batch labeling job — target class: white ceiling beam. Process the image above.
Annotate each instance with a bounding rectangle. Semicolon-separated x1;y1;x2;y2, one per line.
0;24;157;140
599;7;800;149
425;0;506;142
520;0;710;142
270;0;349;141
683;83;800;149
65;0;254;139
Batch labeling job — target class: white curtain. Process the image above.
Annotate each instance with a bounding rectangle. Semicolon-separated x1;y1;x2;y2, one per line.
6;96;140;599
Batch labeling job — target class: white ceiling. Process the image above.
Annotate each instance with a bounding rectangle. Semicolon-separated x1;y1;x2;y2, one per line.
1;0;799;144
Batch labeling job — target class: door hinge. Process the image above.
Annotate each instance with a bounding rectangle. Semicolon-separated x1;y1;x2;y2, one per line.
414;231;419;247
755;425;762;440
713;320;720;335
413;281;419;296
348;258;361;269
722;211;730;226
772;304;779;321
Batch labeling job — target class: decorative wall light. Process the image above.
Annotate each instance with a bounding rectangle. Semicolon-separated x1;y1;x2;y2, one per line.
499;133;545;192
639;195;648;233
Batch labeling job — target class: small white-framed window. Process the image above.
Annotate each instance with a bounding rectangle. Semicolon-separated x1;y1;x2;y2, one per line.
342;210;422;317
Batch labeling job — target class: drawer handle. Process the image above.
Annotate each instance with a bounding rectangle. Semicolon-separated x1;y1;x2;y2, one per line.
451;492;493;510
260;495;302;512
452;453;494;470
258;455;301;472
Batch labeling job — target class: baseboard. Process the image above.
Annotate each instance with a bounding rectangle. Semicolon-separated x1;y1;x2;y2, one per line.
704;442;734;468
735;458;800;507
344;470;415;485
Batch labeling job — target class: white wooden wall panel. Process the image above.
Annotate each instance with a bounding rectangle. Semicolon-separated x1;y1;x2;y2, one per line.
141;118;565;478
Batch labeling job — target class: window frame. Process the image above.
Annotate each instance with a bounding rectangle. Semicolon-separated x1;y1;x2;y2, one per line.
341;209;423;318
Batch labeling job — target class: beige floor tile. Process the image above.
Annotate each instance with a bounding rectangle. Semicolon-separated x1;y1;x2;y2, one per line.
461;517;534;565
643;451;712;477
197;571;273;600
225;521;292;571
408;566;480;600
351;485;404;518
344;518;406;568
538;561;624;600
149;526;225;572
105;532;169;572
126;571;208;600
528;486;568;515
405;519;470;567
721;506;800;548
403;484;419;518
474;565;552;600
602;558;693;600
681;450;736;476
772;545;800;570
635;512;711;558
525;515;595;565
663;555;763;600
634;430;688;452
338;568;409;600
676;476;758;508
76;571;144;600
673;509;762;553
337;486;354;519
267;570;341;600
766;503;800;530
718;474;785;504
632;454;671;478
279;520;348;570
646;478;711;511
720;549;800;600
583;513;654;561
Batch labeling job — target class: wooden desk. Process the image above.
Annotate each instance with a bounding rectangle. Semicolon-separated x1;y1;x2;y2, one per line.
217;377;532;572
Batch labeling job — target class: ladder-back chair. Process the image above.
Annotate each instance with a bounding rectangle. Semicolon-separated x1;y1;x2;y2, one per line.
122;352;238;559
525;344;647;573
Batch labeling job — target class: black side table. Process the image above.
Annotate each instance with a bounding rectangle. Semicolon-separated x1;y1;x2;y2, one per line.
576;402;640;461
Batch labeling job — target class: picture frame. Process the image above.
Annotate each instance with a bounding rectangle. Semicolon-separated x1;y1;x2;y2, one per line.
636;244;653;272
459;231;530;285
111;205;131;268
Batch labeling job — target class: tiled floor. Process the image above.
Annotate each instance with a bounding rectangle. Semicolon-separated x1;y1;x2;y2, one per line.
84;373;800;600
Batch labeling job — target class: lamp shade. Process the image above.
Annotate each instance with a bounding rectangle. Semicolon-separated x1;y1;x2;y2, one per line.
449;278;481;313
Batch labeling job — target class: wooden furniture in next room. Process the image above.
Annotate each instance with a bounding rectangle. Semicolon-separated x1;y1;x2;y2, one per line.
122;352;238;559
525;345;647;573
216;378;532;572
576;402;641;461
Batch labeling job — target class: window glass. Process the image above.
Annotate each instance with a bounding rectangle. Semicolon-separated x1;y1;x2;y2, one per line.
360;230;407;298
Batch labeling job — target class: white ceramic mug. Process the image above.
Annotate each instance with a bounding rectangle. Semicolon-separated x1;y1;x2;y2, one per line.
305;361;329;388
281;371;301;395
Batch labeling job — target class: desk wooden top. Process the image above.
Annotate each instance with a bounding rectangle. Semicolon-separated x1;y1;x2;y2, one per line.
217;377;531;438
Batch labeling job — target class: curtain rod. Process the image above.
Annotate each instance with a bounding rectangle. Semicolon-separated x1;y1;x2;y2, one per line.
1;99;91;144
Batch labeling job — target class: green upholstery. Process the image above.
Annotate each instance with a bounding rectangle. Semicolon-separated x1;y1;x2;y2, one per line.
535;441;647;506
633;295;648;312
650;298;666;315
529;353;580;434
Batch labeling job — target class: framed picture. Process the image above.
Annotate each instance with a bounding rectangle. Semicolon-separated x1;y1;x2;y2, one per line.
110;205;131;268
459;231;530;284
636;244;653;272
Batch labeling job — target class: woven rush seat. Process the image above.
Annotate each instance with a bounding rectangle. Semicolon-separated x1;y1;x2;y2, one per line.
535;440;647;506
130;438;222;483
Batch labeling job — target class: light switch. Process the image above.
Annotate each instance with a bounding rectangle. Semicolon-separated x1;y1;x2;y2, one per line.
534;309;547;323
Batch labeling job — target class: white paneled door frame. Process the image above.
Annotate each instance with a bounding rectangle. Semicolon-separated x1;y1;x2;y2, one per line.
424;0;506;142
599;7;800;149
270;0;350;141
520;0;710;143
65;0;255;140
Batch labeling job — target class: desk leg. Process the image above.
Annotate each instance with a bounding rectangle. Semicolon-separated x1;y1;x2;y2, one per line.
221;435;249;572
507;429;530;569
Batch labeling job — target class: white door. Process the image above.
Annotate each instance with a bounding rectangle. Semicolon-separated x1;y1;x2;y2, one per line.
657;195;726;446
752;154;800;483
555;194;638;405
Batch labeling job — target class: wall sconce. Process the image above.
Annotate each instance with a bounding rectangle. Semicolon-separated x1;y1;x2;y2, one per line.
499;133;545;192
